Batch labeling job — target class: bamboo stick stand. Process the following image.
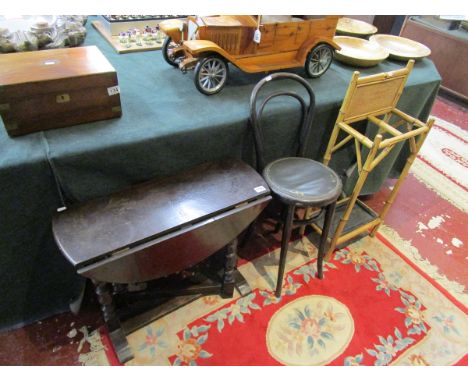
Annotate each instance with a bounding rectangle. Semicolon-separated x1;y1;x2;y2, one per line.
305;60;435;257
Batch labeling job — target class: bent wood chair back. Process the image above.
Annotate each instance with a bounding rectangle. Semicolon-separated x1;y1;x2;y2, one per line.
249;72;316;172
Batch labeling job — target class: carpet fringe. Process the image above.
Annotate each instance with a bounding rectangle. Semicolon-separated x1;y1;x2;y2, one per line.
379;224;467;307
78;329;109;366
409;115;468;213
410;158;468;213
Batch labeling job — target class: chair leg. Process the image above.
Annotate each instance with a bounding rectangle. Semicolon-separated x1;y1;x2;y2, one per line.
275;204;295;298
317;201;336;279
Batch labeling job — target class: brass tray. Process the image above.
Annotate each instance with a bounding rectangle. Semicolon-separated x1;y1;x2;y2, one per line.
336;17;378;37
333;36;389;67
369;34;431;61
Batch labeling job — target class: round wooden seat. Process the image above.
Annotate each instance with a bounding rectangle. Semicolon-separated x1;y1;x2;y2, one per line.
263;157;342;207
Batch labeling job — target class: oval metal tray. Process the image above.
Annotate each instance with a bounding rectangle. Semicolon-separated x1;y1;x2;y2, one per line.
369;34;431;61
336;17;378;37
333;36;389;67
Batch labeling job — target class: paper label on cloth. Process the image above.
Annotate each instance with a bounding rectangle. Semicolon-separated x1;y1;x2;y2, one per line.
107;86;120;96
254;186;267;193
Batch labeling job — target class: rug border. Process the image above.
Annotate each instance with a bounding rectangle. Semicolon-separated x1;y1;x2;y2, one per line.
375;231;467;314
95;231;467;366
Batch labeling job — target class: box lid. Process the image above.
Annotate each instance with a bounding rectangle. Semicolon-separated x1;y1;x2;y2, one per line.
0;45;116;87
52;159;270;268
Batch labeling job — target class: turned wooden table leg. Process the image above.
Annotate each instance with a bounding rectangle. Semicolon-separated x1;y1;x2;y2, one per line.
93;280;133;364
221;238;238;298
94;281;119;327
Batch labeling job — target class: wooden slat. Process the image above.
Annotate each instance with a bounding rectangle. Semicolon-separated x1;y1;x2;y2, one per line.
331;134;353;153
379;125;429;148
336;218;381;245
338;122;374;148
391;108;426;128
355;138;363;173
370;145;395;170
369;115;402;137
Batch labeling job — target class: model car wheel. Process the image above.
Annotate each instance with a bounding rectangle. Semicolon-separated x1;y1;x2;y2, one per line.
305;44;334;78
162;37;182;67
194;56;229;95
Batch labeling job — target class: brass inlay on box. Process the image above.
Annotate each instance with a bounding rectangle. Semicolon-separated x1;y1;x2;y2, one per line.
56;94;71;103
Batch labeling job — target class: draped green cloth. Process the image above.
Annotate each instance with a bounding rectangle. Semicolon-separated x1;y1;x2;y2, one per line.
0;17;441;330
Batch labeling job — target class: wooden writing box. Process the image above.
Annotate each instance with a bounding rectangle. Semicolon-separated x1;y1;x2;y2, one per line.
0;45;122;136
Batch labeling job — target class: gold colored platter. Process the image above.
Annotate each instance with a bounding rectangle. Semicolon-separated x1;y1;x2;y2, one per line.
333;36;389;67
369;34;431;61
336;17;378;37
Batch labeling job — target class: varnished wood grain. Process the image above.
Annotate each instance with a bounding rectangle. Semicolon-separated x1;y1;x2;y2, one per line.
0;46;115;86
53;160;270;269
161;15;340;74
0;45;121;136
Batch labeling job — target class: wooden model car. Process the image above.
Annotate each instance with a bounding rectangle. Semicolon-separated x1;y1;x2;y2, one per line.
159;15;340;95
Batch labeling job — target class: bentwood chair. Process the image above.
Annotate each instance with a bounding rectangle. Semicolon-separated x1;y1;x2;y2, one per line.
311;60;434;257
249;73;342;297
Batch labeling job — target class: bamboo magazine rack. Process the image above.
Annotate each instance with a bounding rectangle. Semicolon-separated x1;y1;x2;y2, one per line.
309;60;435;256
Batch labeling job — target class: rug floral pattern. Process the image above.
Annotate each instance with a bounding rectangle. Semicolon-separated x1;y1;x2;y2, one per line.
81;235;468;366
266;295;354;365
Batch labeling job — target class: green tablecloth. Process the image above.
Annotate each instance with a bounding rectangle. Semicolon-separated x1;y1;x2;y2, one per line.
0;17;441;330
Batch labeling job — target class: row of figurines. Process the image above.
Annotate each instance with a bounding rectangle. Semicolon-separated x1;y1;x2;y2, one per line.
118;27;166;47
106;15;185;21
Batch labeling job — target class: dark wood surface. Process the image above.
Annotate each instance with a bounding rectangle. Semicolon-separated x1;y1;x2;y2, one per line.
400;17;468;102
78;198;269;283
53;159;270;269
0;46;116;86
0;45;121;136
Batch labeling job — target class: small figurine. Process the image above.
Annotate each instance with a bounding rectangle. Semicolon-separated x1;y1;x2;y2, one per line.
155;26;162;43
125;31;132;48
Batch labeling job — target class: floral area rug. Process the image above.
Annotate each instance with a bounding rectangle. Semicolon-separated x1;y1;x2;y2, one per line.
80;233;468;366
366;114;467;306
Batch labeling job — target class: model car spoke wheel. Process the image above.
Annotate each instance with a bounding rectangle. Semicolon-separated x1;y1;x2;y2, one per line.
162;37;182;67
195;56;228;95
305;44;334;78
